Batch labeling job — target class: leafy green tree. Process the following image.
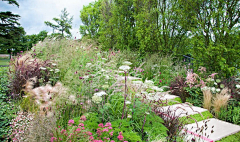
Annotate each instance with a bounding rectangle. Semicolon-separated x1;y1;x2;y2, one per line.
80;0;239;77
80;0;102;39
0;0;26;53
178;0;240;77
45;8;73;38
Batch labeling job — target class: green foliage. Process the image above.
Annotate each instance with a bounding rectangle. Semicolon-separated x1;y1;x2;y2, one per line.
80;0;240;77
186;87;203;107
217;100;240;125
56;104;84;129
217;131;240;142
0;67;18;141
179;0;240;77
80;0;102;39
45;8;73;38
0;0;26;53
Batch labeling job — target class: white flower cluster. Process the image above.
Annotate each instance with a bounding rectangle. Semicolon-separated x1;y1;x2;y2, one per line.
236;84;240;89
119;65;131;71
122;61;132;66
92;95;102;104
94;91;108;97
144;80;154;87
92;91;108;104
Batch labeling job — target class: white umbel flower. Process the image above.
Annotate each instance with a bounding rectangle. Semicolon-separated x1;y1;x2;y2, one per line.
94;91;107;97
92;95;102;104
122;61;132;66
119;65;131;71
236;84;240;89
125;101;131;105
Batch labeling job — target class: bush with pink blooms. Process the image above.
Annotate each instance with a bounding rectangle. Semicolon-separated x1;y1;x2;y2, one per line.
51;116;130;142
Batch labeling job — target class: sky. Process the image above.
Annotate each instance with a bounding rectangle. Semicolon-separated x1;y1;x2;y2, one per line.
0;0;96;39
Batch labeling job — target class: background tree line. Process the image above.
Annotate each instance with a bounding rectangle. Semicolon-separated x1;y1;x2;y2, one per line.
80;0;240;77
1;0;72;54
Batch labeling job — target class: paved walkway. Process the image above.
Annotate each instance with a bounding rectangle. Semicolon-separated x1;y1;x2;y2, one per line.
115;73;240;141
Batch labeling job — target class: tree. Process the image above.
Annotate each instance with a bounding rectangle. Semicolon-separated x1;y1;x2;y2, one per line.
0;0;26;53
45;8;73;38
80;0;102;39
178;0;240;77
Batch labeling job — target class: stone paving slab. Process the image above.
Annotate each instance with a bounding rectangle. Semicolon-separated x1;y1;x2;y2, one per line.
155;92;179;101
160;103;208;117
182;118;240;142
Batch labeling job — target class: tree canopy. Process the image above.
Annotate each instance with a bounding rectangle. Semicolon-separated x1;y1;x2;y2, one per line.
80;0;240;77
0;0;26;53
45;8;73;38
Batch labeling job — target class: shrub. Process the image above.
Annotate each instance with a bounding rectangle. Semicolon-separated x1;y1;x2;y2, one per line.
220;76;240;101
8;53;57;98
170;76;189;102
185;87;203;107
8;111;34;141
0;67;18;141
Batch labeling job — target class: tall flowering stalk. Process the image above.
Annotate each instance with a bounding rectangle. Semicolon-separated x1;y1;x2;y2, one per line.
121;71;128;120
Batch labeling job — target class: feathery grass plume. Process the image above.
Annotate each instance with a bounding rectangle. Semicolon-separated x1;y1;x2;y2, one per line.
202;88;212;111
213;88;230;116
23;78;69;117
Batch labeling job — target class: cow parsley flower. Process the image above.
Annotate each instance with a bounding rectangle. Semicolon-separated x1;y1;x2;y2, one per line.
119;65;131;71
122;61;132;66
92;95;102;104
125;101;131;105
94;91;107;97
236;84;240;89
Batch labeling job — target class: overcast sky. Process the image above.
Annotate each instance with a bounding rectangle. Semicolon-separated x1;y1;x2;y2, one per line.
0;0;95;39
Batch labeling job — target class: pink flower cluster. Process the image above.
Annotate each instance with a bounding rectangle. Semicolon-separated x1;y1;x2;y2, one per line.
9;112;34;141
185;71;200;88
52;117;128;142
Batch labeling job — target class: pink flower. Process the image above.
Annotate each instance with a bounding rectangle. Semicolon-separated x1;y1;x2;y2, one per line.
50;137;57;142
111;141;115;142
124;141;128;142
117;134;123;141
103;128;109;132
80;115;86;121
209;73;218;79
89;136;94;140
109;131;113;136
76;128;81;132
98;123;104;128
61;129;66;134
79;123;84;127
87;131;93;136
108;127;112;129
68;119;74;124
105;122;112;127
